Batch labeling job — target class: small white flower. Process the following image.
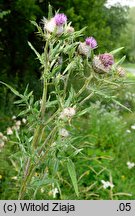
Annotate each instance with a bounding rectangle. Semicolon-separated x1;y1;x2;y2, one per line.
15;120;21;126
59;128;69;137
101;180;114;189
126;129;131;133
127;161;135;169
12;115;16;120
7;127;13;135
40;188;45;193
131;125;135;130
12;125;20;131
11;176;17;180
52;188;59;198
22;118;27;124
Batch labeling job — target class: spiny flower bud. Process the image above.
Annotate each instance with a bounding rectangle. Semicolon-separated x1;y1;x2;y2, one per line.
59;107;76;119
45;18;56;33
99;53;114;67
59;128;69;137
66;26;74;33
92;54;114;74
85;37;97;49
78;42;91;57
78;36;97;57
116;66;126;77
44;13;67;35
54;14;67;26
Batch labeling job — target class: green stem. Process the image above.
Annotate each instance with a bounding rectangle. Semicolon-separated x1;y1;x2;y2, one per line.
18;40;49;200
75;74;93;98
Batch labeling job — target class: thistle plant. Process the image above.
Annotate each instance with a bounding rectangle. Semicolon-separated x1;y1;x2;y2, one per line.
0;5;130;200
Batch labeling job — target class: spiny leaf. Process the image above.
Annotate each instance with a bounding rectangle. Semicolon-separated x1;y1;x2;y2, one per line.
67;159;79;197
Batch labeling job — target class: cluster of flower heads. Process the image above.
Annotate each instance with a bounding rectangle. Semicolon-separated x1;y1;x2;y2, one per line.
59;107;76;138
0;116;27;152
6;116;27;136
43;12;126;76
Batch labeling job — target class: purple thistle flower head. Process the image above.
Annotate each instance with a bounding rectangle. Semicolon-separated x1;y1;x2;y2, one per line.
85;37;97;49
54;13;67;26
99;53;114;67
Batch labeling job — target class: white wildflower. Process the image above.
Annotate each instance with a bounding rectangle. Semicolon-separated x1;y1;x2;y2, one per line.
131;125;135;130
59;128;69;137
11;176;17;180
12;115;16;120
22;118;27;124
12;125;20;131
40;188;45;193
101;180;114;189
7;127;13;135
52;188;59;198
126;129;131;133
15;120;21;126
127;161;135;169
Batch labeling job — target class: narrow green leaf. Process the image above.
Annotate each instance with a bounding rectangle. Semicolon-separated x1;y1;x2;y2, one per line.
28;42;43;64
110;47;124;55
113;99;132;112
30;20;39;28
114;55;126;67
78;107;92;116
0;81;23;98
65;86;75;106
48;4;53;19
67;159;79;197
63;62;75;75
18;109;30;117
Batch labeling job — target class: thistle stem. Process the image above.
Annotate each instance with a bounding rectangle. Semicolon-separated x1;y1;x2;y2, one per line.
18;40;49;200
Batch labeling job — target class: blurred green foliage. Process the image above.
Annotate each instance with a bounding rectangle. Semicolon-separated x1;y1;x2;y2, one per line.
0;0;129;114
